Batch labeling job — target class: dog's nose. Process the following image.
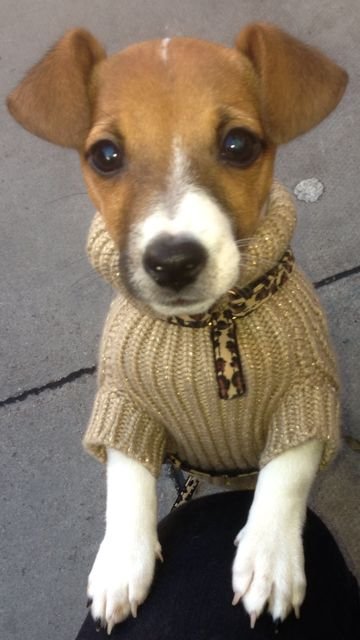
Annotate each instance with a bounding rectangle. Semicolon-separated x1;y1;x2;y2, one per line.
143;234;207;290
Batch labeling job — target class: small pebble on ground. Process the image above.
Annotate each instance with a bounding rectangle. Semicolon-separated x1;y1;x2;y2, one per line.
294;178;324;203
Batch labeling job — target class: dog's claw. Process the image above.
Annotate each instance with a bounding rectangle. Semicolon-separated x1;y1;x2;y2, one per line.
156;544;164;563
294;605;301;619
232;591;242;606
250;612;257;629
107;617;117;636
95;617;102;632
130;600;138;618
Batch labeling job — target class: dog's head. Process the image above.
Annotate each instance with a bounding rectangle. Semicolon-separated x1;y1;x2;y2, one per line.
7;24;347;315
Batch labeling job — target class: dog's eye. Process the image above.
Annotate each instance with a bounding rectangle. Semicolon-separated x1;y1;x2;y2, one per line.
87;139;123;176
220;128;263;168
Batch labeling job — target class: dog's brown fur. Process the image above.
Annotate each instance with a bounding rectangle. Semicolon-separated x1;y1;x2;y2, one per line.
7;24;349;629
7;23;347;246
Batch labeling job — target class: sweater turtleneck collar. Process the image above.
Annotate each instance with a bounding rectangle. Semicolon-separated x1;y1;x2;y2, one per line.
86;181;296;301
87;182;297;401
235;181;296;287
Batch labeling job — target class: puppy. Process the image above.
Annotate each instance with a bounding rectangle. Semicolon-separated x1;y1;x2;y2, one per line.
7;23;348;633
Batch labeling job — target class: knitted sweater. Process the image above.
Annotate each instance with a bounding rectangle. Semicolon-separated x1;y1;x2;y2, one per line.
83;183;340;478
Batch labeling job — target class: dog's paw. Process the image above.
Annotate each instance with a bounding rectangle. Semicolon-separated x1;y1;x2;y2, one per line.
232;521;306;626
87;533;162;634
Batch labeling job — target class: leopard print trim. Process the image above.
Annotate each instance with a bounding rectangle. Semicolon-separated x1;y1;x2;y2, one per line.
168;453;259;483
168;250;294;400
171;476;200;511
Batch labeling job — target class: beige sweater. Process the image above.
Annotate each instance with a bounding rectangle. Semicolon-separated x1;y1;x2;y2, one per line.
83;183;340;478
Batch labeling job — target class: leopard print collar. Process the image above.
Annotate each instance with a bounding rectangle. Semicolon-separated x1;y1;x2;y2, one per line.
87;182;296;398
167;249;294;400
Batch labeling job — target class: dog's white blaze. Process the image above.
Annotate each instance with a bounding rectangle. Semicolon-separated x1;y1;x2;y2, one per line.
129;141;240;315
160;37;171;63
139;189;237;256
167;137;190;196
133;187;240;315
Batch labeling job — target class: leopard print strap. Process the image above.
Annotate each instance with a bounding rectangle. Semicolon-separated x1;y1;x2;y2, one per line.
168;453;258;483
171;475;200;511
168;249;294;400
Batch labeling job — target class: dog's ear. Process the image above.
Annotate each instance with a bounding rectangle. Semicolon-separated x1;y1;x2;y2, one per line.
6;29;106;148
236;23;348;144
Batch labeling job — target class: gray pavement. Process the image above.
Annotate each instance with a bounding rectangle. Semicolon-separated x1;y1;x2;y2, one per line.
0;1;359;639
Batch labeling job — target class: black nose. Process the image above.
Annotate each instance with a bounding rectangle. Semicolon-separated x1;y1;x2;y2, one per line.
143;234;207;291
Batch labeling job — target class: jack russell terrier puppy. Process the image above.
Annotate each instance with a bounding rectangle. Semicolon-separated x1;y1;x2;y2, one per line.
7;22;348;634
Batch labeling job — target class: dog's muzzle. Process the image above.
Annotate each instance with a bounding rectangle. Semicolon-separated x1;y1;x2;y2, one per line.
143;234;208;291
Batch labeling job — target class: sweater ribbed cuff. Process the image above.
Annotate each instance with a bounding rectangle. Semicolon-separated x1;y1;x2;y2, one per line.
83;386;166;477
261;381;340;469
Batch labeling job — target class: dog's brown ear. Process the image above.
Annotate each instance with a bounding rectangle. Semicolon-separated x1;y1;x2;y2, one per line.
6;29;106;148
236;23;348;144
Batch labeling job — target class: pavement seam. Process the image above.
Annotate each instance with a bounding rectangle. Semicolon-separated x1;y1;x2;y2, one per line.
1;264;359;408
314;264;360;289
0;366;96;408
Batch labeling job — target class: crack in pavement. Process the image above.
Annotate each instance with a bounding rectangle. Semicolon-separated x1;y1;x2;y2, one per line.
314;264;360;289
0;366;96;408
1;263;359;408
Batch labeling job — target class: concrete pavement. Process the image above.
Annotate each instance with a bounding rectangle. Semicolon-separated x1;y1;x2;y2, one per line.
1;1;359;639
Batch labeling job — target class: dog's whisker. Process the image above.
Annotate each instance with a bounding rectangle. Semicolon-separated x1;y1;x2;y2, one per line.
240;253;276;268
70;271;100;289
64;255;89;267
43;191;88;205
240;258;269;270
235;237;256;247
255;257;277;268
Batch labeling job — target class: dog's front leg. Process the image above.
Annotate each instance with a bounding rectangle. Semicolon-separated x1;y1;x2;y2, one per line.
87;448;160;634
232;439;322;626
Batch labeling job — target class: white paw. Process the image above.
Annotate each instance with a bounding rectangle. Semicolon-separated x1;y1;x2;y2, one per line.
232;522;306;626
87;533;162;634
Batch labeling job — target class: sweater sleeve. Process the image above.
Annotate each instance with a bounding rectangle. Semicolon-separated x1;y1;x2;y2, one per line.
83;385;166;477
260;377;340;470
82;300;167;478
